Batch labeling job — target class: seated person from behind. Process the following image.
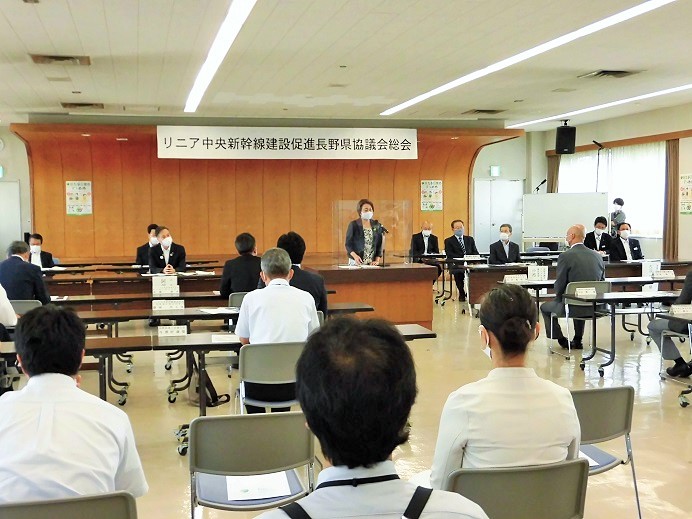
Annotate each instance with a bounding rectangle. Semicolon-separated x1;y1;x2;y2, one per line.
235;248;320;413
259;232;328;317
149;225;187;274
540;224;605;350
258;318;488;519
0;241;51;305
135;223;159;266
583;216;612;254
219;232;262;299
28;233;55;269
648;270;692;378
0;305;148;503
608;222;644;261
0;282;18;329
429;284;580;488
443;220;479;301
487;223;520;265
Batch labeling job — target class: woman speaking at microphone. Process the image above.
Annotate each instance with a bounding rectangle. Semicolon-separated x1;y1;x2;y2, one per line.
345;199;384;265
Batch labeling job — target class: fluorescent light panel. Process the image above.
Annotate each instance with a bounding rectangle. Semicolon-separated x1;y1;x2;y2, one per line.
380;0;678;116
184;0;257;113
507;83;692;128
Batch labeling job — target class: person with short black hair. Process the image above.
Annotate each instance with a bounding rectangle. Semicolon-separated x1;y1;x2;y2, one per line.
0;241;50;305
584;216;612;253
429;284;580;488
487;223;520;265
135;223;159;266
608;222;644;261
148;225;187;274
28;233;55;269
0;305;148;503
610;198;626;235
345;199;384;266
258;318;487;519
443;219;479;301
219;232;262;299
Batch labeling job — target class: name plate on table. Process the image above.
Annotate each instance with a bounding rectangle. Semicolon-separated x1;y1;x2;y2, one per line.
528;265;549;281
641;260;662;278
463;255;482;261
574;287;597;298
152;299;185;311
503;274;528;284
653;270;675;279
152;276;179;296
157;325;188;337
669;305;692;315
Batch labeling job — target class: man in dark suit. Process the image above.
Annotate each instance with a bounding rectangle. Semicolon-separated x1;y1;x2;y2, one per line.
0;241;51;305
258;232;328;317
488;223;521;265
583;216;612;254
410;221;442;280
28;234;55;269
541;225;605;349
608;222;644;261
148;226;187;274
135;223;159;266
443;219;479;301
219;233;262;299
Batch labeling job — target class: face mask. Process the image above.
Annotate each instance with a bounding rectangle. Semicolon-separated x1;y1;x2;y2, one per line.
149;236;159;247
499;232;509;242
454;229;464;238
613;204;622;211
483;346;492;359
361;211;373;220
564;238;571;248
594;228;603;237
422;230;432;238
30;245;41;254
620;230;630;239
161;236;173;248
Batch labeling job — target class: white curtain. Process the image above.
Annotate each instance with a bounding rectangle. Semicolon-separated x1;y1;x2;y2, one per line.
558;141;665;237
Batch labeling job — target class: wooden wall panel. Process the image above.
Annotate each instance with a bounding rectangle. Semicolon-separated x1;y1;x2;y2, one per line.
91;141;123;257
262;161;291;251
179;160;209;253
315;160;343;254
235;161;265;251
31;140;65;257
207;160;236;255
393;154;423;252
150;154;181;238
121;140;153;255
60;138;95;258
289;160;318;252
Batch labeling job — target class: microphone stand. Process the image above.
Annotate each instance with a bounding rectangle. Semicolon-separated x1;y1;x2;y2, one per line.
381;232;386;268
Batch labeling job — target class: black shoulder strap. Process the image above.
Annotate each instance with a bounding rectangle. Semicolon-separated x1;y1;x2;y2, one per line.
280;502;312;519
402;486;433;519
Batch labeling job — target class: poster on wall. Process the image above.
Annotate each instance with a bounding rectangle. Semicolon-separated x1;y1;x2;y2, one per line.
66;181;93;215
421;180;443;211
681;174;692;215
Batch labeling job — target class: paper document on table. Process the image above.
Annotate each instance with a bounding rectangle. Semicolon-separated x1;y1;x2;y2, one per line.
212;334;239;343
226;472;291;501
43;266;67;271
213;290;221;296
194;270;215;276
199;307;239;315
578;451;599;467
50;296;68;301
338;265;360;269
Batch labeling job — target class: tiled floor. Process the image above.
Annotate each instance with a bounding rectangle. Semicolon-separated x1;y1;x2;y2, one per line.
72;297;692;518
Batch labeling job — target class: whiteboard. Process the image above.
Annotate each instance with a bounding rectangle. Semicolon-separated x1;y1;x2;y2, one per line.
0;181;22;249
522;193;609;239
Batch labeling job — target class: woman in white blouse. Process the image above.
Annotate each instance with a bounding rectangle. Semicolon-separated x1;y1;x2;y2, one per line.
0;283;17;328
429;284;581;489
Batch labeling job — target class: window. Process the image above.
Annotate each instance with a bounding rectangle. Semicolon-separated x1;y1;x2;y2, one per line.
558;141;665;237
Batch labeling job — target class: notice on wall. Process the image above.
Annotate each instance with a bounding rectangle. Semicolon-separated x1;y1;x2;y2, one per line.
66;181;92;215
421;180;443;211
156;126;417;160
680;174;692;214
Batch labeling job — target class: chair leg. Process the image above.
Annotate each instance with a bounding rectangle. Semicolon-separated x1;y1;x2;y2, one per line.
625;434;643;519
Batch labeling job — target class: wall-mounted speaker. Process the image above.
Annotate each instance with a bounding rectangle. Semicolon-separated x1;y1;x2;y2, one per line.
555;125;576;154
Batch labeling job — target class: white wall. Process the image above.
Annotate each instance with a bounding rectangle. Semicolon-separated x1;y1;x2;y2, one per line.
0;128;31;234
473;135;527;182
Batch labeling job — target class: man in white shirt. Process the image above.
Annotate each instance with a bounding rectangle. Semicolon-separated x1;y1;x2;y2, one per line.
258;318;487;519
236;247;320;413
0;283;17;329
0;305;148;503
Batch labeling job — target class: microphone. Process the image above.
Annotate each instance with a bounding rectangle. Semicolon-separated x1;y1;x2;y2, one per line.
533;179;547;192
593;140;605;149
380;225;390;234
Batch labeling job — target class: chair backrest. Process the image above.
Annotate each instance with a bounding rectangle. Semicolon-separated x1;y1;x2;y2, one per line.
565;281;611;308
228;291;249;308
239;342;304;385
316;310;324;326
9;300;42;315
526;246;550;253
0;491;137;519
570;386;634;443
445;459;589;519
189;411;314;475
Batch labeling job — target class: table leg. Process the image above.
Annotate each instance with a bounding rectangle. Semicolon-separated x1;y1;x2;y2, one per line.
98;356;107;400
199;351;207;417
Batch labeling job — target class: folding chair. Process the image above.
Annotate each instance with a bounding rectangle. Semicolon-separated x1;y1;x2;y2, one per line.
317;310;324;326
571;386;641;519
444;459;589;519
9;300;42;316
226;291;249;370
550;281;611;360
660;325;692;408
189;412;315;517
237;342;304;414
0;491;137;519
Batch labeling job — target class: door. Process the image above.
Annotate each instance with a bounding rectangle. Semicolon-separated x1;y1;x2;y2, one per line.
473;179;524;252
0;181;22;248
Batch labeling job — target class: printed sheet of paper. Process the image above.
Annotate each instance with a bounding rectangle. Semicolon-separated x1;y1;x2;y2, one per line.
226;472;291;501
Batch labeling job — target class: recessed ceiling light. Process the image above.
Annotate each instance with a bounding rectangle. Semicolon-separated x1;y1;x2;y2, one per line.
507;82;692;128
184;0;257;112
380;0;678;116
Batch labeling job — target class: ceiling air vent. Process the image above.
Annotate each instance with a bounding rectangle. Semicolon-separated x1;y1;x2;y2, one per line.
31;54;91;66
60;102;104;110
577;70;639;79
461;109;506;115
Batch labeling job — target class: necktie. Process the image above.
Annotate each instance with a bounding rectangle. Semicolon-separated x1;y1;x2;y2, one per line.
458;236;466;255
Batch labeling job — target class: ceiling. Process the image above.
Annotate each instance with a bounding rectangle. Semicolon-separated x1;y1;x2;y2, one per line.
0;0;690;131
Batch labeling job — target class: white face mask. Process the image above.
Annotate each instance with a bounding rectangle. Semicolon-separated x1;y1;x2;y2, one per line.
613;204;622;211
361;211;373;220
564;238;571;248
421;230;432;238
620;230;630;240
594;227;603;237
499;232;509;242
30;245;41;254
161;236;173;248
149;236;159;247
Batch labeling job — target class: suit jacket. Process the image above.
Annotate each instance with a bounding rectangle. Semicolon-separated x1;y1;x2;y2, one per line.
219;254;262;299
608;237;644;261
345;219;384;260
583;231;612;253
148;243;187;273
551;244;605;315
0;256;51;305
258;265;328;317
670;271;692;333
410;232;440;259
488;240;521;265
135;243;151;266
443;234;479;259
30;250;55;269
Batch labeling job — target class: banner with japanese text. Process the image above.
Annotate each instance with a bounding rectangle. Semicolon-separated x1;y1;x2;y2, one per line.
156;126;417;160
